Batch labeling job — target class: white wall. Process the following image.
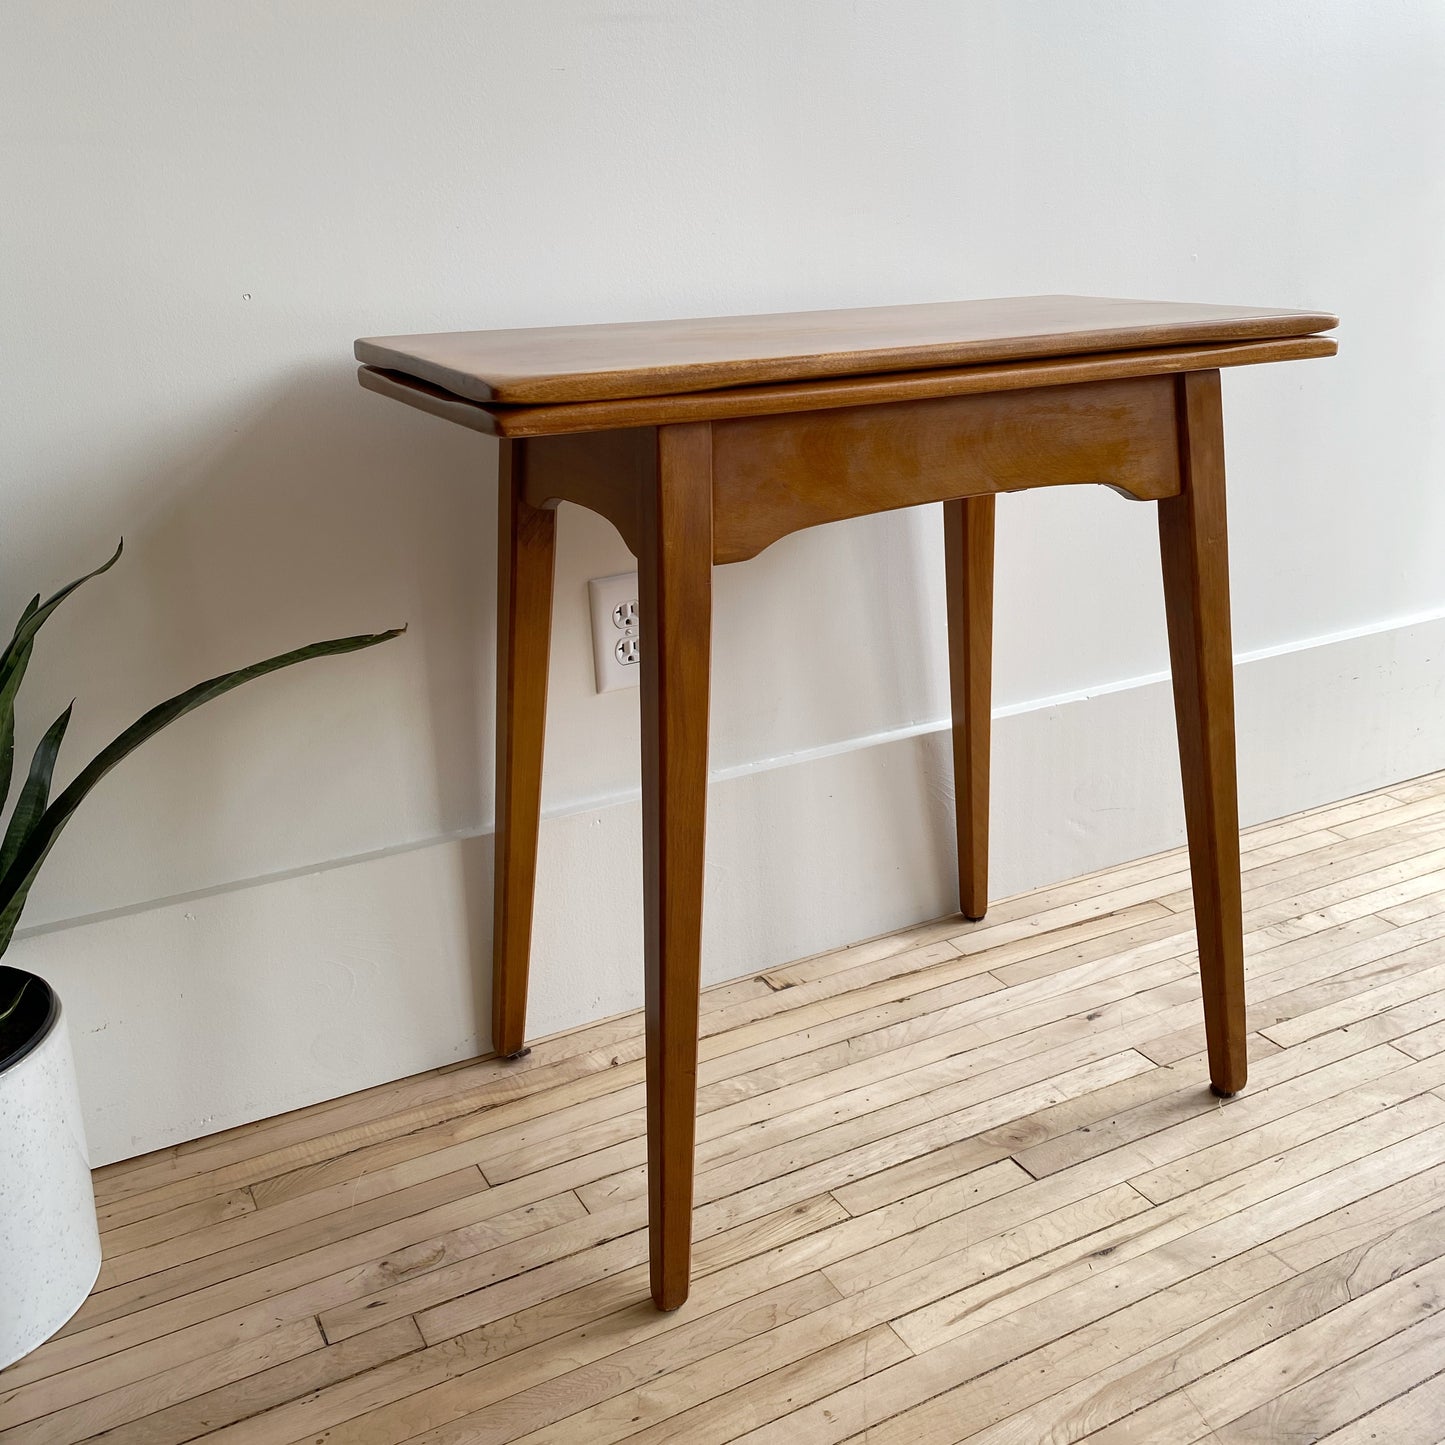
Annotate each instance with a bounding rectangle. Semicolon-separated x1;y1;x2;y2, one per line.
3;1;1443;1163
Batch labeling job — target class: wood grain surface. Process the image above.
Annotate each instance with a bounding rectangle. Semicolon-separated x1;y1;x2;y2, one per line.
355;295;1336;404
1159;371;1250;1097
490;439;557;1060
944;495;995;924
707;374;1179;563
638;423;715;1311
356;334;1336;437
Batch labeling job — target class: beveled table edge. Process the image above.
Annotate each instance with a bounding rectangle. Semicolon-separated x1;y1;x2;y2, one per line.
355;299;1339;404
358;334;1338;438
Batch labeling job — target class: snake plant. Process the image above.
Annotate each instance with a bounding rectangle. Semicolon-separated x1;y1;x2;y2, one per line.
0;542;401;1046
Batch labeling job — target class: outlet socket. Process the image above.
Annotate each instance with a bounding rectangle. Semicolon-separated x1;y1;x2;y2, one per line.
588;572;640;693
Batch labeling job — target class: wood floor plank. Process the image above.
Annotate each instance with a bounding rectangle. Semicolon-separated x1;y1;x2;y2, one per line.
621;1324;912;1445
96;1189;258;1259
1133;914;1445;1065
952;1222;1445;1443
1334;793;1445;838
94;1166;489;1292
1127;1049;1445;1203
1378;884;1445;926
829;1207;1445;1445
1164;831;1445;918
1393;1015;1445;1060
329;1275;843;1445
741;1247;1295;1445
292;1168;1119;1445
1268;1157;1445;1273
464;1190;1150;1445
201;1180;936;1445
1264;956;1445;1049
835;1040;1242;1216
1313;1369;1445;1442
411;1157;1035;1346
0;1306;302;1414
818;1086;1434;1348
68;1320;425;1445
1207;1295;1445;1442
0;1318;323;1442
1001;997;1433;1183
482;1002;1015;1187
1384;769;1445;804
4;1194;582;1397
413;1023;1427;1346
66;1187;582;1337
887;1101;1445;1356
1076;1391;1216;1443
322;1186;854;1345
572;1042;1158;1216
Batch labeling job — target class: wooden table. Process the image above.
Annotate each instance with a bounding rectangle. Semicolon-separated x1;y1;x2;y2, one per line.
355;295;1338;1310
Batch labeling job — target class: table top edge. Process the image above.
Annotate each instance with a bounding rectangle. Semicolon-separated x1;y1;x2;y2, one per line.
354;295;1338;406
357;332;1338;438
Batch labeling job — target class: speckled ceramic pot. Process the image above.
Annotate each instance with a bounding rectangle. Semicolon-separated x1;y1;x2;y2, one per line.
0;971;102;1369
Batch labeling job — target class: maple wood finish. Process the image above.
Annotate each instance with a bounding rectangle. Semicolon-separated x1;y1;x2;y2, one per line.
356;294;1335;404
638;423;714;1311
490;441;556;1060
356;295;1337;1310
15;775;1445;1443
357;334;1336;438
708;375;1179;563
1159;371;1248;1096
945;495;995;922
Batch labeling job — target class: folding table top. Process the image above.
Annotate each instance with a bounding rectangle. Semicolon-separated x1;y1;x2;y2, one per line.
355;294;1338;407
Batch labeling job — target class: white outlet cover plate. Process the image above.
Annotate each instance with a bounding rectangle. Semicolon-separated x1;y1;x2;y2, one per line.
588;571;641;693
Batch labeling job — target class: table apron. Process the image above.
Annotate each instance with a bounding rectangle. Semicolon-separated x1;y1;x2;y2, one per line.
709;373;1182;563
521;371;1186;567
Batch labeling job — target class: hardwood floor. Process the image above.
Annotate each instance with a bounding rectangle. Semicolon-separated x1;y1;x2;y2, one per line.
8;771;1445;1443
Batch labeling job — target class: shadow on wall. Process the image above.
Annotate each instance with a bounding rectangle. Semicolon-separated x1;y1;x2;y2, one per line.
17;361;502;1041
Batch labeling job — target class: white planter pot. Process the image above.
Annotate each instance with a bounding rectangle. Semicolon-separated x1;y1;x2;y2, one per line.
0;976;102;1369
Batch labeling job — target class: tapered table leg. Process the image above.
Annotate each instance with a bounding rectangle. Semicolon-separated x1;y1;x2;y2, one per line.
639;421;713;1311
944;494;996;922
492;438;556;1061
1158;370;1248;1097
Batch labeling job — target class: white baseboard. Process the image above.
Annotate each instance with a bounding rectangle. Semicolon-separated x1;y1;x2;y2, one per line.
15;612;1445;1165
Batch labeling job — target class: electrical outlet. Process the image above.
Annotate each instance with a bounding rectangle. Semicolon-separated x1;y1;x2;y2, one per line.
588;572;640;692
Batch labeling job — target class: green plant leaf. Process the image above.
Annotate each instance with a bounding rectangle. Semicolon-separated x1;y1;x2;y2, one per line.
0;632;35;811
0;626;403;957
0;703;73;881
1;543;122;806
0;542;122;695
0;975;30;1027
